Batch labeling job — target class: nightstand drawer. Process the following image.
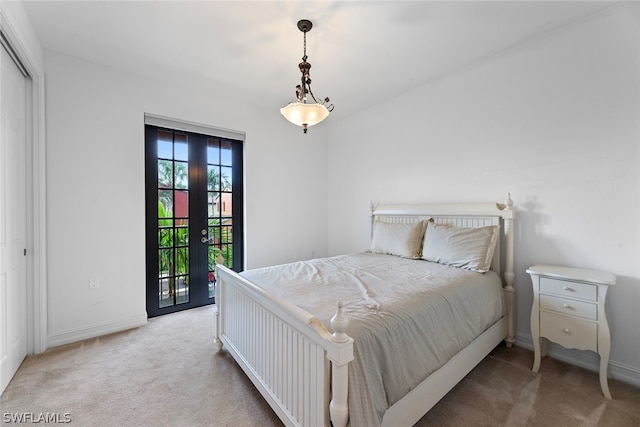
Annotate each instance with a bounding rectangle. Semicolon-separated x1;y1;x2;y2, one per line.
540;294;597;320
540;311;597;351
540;277;597;301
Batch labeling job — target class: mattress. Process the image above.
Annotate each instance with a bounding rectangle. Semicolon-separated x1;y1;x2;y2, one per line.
240;252;504;426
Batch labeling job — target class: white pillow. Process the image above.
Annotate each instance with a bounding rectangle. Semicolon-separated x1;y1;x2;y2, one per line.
422;222;499;272
369;220;427;259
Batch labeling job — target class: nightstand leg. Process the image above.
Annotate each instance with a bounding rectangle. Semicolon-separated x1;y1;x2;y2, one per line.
531;299;542;372
599;304;612;399
599;351;612;399
532;336;541;372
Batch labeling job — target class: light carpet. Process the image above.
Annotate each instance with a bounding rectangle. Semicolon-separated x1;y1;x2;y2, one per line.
1;306;638;426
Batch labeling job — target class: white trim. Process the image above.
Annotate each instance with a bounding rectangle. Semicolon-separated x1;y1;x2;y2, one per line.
144;113;246;141
0;6;48;355
47;313;148;348
372;201;515;219
0;30;28;77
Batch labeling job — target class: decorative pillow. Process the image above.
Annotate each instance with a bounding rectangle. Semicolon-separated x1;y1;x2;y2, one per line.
369;220;427;259
422;222;499;272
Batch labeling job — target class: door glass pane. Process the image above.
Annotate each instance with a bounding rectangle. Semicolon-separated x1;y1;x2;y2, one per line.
175;224;188;247
220;167;232;191
221;225;232;245
176;247;189;274
158;131;173;158
174;161;188;189
158;160;173;187
220;140;232;166
174;135;188;161
158;228;173;248
174;190;188;218
208;192;219;216
222;245;233;267
207;166;218;191
159;277;174;308
175;275;189;304
207;139;220;164
158;190;173;216
219;193;232;217
158;249;173;277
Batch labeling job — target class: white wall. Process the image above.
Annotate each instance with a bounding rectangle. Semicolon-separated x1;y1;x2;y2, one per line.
44;51;328;346
327;3;640;385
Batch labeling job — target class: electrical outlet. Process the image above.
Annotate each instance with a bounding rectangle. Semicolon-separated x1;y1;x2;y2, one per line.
89;277;100;289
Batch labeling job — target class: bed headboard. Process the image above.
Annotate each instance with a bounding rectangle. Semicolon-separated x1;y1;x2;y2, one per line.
370;195;516;347
370;195;515;288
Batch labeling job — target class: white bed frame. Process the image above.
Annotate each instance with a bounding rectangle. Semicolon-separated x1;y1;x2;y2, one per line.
213;196;516;427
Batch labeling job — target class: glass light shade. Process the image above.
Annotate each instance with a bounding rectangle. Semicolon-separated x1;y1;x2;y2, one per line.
280;102;330;128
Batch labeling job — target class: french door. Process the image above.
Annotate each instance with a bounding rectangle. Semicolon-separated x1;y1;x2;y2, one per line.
145;125;243;317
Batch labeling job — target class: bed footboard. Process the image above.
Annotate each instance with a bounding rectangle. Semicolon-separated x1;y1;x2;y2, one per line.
214;265;353;427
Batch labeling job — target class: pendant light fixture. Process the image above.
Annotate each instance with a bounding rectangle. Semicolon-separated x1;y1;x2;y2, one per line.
280;19;334;134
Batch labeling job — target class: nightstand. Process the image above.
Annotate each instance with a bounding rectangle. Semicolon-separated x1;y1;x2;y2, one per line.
527;264;616;399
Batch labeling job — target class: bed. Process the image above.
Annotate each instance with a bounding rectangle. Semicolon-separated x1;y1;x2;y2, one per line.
213;197;516;427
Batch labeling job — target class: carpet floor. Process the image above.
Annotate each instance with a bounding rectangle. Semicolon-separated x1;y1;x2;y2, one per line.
1;306;638;426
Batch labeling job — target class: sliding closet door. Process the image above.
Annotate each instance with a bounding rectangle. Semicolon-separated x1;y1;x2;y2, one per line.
0;39;28;393
145;125;243;317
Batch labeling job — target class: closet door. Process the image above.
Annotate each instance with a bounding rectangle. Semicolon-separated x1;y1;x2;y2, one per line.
0;40;28;393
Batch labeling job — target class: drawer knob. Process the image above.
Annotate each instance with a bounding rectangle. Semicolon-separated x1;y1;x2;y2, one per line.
562;304;573;309
563;328;571;334
562;286;575;292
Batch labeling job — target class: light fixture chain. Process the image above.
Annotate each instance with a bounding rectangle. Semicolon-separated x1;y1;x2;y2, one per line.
303;30;307;59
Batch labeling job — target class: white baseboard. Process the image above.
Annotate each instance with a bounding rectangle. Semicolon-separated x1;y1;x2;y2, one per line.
47;313;148;349
515;332;640;389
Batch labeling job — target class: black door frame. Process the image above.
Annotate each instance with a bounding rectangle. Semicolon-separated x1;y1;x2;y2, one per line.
144;124;243;317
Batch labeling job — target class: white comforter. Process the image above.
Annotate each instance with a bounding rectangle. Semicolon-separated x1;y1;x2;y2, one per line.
240;253;504;426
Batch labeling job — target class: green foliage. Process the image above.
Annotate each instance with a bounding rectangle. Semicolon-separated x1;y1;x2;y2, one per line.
157;162;234;293
158;160;188;189
158;201;189;296
208;168;231;191
207;221;233;271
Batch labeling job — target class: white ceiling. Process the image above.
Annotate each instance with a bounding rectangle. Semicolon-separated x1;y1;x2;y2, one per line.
22;1;613;119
